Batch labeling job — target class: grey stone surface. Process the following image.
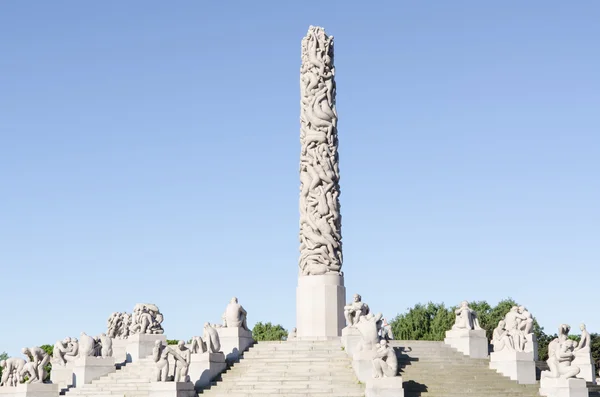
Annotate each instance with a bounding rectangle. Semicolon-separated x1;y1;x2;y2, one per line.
20;346;49;384
0;358;25;387
0;383;58;397
444;328;489;359
344;293;370;327
222;297;248;330
366;377;404;397
540;377;588;397
72;356;116;387
372;339;398;378
148;381;196;397
452;300;482;330
188;352;226;392
298;25;342;276
296;273;345;339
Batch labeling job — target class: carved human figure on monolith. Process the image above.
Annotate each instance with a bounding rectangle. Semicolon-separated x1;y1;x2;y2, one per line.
0;357;25;386
152;340;170;382
542;339;581;379
98;333;113;358
79;332;97;357
190;336;205;354
288;328;297;340
173;341;190;382
355;313;383;353
203;323;221;353
575;324;590;352
372;339;398;378
491;320;515;352
452;301;482;330
344;294;370;327
222;297;248;330
21;347;49;383
298;25;342;276
52;338;71;366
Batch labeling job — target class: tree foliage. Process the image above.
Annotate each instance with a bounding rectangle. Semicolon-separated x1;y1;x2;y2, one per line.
0;352;8;379
40;345;53;380
166;340;179;345
252;322;287;342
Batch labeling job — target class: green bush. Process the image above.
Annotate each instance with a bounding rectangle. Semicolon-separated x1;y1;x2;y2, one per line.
252;322;287;341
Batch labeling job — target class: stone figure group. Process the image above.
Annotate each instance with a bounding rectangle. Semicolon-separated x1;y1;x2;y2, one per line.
298;25;343;276
542;324;581;379
451;301;482;331
152;340;190;382
491;306;535;352
52;332;113;366
0;346;50;386
107;303;164;339
190;323;222;354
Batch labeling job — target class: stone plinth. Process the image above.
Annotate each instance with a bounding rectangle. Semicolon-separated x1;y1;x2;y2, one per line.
188;352;227;392
489;350;536;384
341;327;362;357
148;381;195;397
50;362;74;390
112;338;128;364
524;333;539;360
574;349;596;383
216;327;253;362
366;377;404;397
443;329;488;359
540;377;588;397
72;356;116;387
0;383;59;397
296;274;345;340
352;349;376;382
126;333;166;362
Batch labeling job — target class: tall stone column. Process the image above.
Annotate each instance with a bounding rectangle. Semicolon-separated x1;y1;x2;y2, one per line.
296;26;346;339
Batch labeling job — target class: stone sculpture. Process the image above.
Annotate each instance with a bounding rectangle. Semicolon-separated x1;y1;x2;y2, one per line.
152;340;187;382
222;297;248;330
574;324;590;351
298;25;342;276
542;339;581;379
452;301;482;330
380;318;394;341
287;328;297;340
79;332;97;357
372;339;398;378
491;320;515;352
493;306;537;354
344;293;370;327
203;323;221;353
190;336;206;354
52;338;72;366
21;346;50;383
130;303;164;335
173;341;190;382
355;313;384;353
107;312;132;339
0;357;25;386
97;333;113;358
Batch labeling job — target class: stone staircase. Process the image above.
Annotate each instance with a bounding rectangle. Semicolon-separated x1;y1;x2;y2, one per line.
65;357;156;397
200;339;364;397
392;340;542;397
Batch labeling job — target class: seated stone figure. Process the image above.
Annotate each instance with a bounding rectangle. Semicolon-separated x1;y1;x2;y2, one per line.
203;323;221;353
542;339;581;379
0;357;25;386
574;323;590;352
79;332;97;357
344;293;370;327
355;312;384;353
372;339;398;378
517;306;534;335
21;346;49;384
451;301;482;330
491;320;515;352
190;336;206;354
222;297;248;330
287;327;297;340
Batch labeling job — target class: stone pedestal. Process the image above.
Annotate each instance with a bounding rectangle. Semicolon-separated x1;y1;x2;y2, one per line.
0;383;59;397
443;329;488;359
50;362;74;390
352;349;376;382
341;327;362;357
216;327;254;362
188;352;227;392
489;350;536;384
296;274;345;340
574;349;596;383
148;381;195;397
365;377;405;397
112;338;128;364
524;333;539;360
72;356;116;387
540;377;588;397
126;333;167;362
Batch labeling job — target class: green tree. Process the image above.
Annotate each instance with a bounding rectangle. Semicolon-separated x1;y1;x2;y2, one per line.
166;340;179;345
0;352;8;379
252;322;287;341
40;345;53;381
390;302;453;341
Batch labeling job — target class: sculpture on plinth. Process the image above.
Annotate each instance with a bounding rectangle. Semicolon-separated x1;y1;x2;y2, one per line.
355;313;384;353
20;346;50;383
173;341;190;382
130;303;164;335
542;339;581;379
372;339;398;378
203;323;221;353
287;328;297;340
451;301;482;330
0;357;25;386
222;297;248;330
344;293;370;327
51;338;73;366
190;336;205;354
500;306;534;352
298;25;342;276
152;340;187;382
79;332;97;357
380;318;394;341
574;324;590;352
491;320;515;352
97;333;113;358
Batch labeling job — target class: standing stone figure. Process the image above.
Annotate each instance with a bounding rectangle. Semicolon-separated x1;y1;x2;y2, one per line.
21;347;49;383
173;341;190;382
372;339;398;378
0;357;25;386
380;318;394;341
298;25;342;276
344;293;370;327
451;301;482;330
98;333;113;358
222;297;248;330
152;341;170;382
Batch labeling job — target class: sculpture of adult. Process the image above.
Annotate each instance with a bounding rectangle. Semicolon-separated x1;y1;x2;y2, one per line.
503;306;527;351
557;324;570;343
52;338;71;366
21;347;49;383
190;336;205;354
380;318;394;341
0;357;25;386
79;332;96;357
575;323;590;351
287;328;297;340
491;320;515;352
517;306;534;334
203;323;221;353
152;341;169;382
372;339;398;378
542;339;581;379
173;341;190;382
451;301;482;330
344;294;369;327
66;338;79;360
355;313;384;353
222;297;248;330
98;333;113;358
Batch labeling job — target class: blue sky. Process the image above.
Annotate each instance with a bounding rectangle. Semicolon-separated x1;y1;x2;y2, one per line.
1;1;598;356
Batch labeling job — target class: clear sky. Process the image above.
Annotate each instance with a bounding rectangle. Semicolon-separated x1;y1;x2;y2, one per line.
1;1;598;356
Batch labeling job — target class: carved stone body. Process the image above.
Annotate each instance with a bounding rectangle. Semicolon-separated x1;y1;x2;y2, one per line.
299;25;342;276
344;294;369;327
21;346;49;383
222;297;248;330
452;301;481;330
0;357;26;386
372;340;398;378
203;323;221;353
